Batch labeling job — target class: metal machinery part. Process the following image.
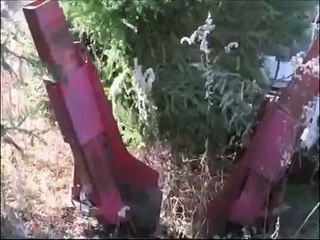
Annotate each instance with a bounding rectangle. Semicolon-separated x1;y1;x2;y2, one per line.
195;31;319;237
22;0;319;238
23;0;162;237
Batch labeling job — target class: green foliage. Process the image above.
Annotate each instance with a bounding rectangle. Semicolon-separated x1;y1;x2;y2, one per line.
62;0;315;158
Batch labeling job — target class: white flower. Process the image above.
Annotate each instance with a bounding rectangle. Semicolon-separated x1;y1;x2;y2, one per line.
281;151;291;167
118;205;130;218
225;42;239;54
180;37;192;45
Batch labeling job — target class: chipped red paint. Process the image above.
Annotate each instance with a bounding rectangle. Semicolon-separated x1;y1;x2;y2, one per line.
201;36;319;235
23;0;161;234
22;0;319;237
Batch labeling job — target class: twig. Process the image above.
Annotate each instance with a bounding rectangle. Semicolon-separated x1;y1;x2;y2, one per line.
263;177;272;237
270;216;280;239
293;202;320;238
273;57;280;82
1;134;24;153
8;127;51;145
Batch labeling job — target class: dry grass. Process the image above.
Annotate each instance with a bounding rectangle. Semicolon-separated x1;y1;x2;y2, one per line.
0;3;216;238
0;50;223;238
1;65;75;238
0;3;95;237
1;2;319;239
1;63;219;239
134;145;227;239
0;2;255;239
1;50;103;238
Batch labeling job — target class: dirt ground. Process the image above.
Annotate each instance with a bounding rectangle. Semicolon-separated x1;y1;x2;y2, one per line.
1;1;319;239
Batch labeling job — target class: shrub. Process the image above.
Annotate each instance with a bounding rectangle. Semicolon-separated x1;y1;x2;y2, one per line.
61;0;316;159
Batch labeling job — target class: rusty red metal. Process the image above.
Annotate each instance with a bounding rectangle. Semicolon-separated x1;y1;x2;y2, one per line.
22;0;319;237
200;37;319;236
23;0;161;235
